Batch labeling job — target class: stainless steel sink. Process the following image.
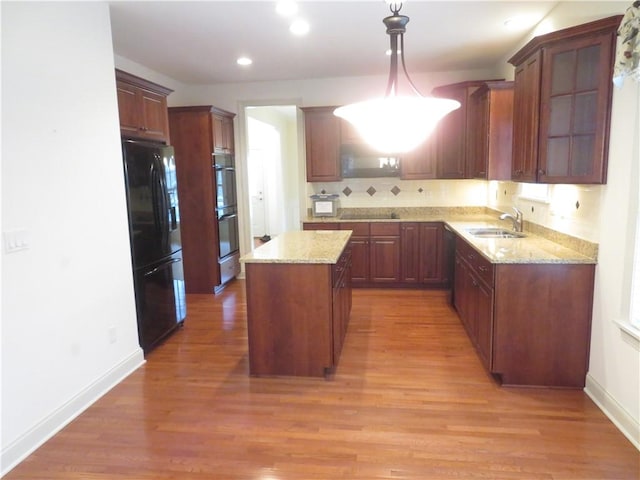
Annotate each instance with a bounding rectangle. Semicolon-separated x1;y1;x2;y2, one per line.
466;227;526;238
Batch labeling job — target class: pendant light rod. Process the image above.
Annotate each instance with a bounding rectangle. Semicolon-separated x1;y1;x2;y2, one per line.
383;2;421;97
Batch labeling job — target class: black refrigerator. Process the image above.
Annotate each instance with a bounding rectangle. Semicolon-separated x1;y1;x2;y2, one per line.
122;139;186;353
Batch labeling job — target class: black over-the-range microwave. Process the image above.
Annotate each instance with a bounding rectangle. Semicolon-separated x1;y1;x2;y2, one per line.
340;144;401;178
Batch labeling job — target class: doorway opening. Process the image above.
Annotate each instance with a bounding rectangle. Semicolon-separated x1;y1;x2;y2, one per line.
244;105;301;250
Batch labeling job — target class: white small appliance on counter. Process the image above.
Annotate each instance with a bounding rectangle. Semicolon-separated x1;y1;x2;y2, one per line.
310;193;339;217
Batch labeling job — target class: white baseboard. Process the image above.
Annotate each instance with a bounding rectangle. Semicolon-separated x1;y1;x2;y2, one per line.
1;348;145;476
584;373;640;451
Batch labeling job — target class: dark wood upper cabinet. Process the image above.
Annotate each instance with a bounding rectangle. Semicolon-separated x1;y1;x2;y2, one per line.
115;69;172;143
511;52;542;183
467;81;514;180
211;108;235;153
340;118;364;144
431;80;501;179
509;15;621;184
302;106;342;182
400;138;437;180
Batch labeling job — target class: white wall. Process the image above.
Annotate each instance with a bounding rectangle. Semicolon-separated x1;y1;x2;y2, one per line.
589;78;640;449
1;3;144;474
162;68;500;113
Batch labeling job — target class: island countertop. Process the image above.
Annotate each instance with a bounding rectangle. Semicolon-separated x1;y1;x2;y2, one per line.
241;230;352;264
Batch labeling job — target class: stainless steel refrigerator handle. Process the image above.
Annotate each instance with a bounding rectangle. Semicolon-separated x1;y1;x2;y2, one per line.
144;258;181;277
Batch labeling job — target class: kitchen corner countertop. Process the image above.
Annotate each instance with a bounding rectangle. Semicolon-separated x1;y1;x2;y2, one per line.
241;230;352;264
445;221;596;265
302;209;597;265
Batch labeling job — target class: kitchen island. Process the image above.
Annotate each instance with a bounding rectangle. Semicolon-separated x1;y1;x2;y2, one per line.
241;230;352;377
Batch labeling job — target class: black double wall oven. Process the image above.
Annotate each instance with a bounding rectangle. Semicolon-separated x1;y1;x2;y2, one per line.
214;153;239;260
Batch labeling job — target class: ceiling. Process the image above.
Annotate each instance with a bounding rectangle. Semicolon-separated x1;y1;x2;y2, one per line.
108;1;611;86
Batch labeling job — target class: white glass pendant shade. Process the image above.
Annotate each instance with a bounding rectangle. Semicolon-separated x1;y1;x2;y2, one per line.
334;2;461;154
335;96;460;154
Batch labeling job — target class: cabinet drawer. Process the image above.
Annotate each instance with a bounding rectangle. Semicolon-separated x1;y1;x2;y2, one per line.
456;237;494;286
370;222;400;236
219;252;240;285
332;247;352;286
456;237;477;263
340;222;370;236
304;222;340;230
474;254;494;286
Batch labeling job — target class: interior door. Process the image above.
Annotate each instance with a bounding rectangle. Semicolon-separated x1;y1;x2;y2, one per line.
248;147;268;238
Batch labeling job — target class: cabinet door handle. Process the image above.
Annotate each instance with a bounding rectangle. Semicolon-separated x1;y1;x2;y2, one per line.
467;254;475;260
471;279;478;287
538;169;546;175
478;266;487;272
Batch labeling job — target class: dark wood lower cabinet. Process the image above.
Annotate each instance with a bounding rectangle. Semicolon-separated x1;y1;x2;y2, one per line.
453;236;595;388
400;223;421;283
340;222;370;286
245;248;352;377
302;222;595;387
332;247;352;365
492;264;595;387
419;223;446;285
304;221;448;288
370;223;401;284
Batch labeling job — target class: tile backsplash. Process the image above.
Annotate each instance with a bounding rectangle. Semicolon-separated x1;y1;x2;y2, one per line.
488;181;602;242
308;178;603;242
309;179;488;208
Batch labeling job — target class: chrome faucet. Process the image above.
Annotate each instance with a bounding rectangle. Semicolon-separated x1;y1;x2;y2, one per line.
499;207;524;232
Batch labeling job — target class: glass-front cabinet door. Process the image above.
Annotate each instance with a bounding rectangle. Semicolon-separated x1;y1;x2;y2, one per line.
538;31;615;184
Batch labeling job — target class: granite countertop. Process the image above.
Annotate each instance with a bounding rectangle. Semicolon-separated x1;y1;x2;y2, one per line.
445;220;596;265
302;208;597;265
241;230;352;264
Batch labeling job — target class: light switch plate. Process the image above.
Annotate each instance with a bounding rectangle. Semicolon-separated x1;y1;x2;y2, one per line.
3;229;30;253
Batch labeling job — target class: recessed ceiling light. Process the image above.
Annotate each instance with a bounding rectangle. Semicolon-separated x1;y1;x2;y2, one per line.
289;18;310;36
237;57;252;66
276;0;298;17
504;14;541;30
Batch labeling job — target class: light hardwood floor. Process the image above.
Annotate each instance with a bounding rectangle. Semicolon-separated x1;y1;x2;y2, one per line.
6;282;639;479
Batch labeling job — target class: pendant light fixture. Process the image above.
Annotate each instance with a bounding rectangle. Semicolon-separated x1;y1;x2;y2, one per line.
334;1;460;154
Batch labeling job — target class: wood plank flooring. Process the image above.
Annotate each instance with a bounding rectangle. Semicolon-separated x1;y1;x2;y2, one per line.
6;282;639;479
